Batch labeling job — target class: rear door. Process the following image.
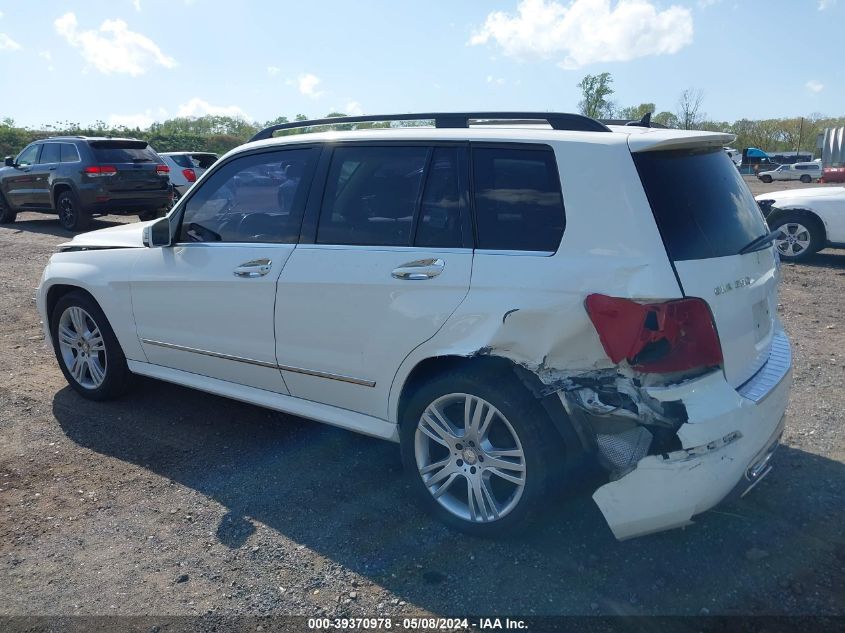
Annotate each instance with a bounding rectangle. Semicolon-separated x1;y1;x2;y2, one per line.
273;143;473;419
88;140;169;195
633;146;778;387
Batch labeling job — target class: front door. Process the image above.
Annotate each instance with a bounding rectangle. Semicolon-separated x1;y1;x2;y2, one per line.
3;144;42;209
274;144;473;419
130;146;321;393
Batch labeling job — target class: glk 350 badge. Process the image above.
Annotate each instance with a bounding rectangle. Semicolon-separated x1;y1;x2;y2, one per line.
715;276;753;296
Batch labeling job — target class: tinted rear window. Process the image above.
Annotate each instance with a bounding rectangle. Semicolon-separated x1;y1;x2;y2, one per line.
472;147;565;252
89;141;158;163
167;154;194;168
633;148;767;261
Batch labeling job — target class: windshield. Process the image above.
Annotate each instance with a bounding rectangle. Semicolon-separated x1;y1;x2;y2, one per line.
634;148;767;261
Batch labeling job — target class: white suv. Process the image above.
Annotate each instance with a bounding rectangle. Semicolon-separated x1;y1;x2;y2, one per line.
36;112;792;540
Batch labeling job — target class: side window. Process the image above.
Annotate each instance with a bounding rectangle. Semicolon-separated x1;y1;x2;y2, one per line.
38;143;61;164
178;147;319;244
317;146;428;246
16;144;40;166
60;144;81;163
415;147;463;248
471;146;565;252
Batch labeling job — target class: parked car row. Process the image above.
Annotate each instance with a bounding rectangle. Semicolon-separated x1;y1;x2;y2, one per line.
0;137;216;231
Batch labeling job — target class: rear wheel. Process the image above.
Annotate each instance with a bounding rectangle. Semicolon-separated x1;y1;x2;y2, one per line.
769;213;824;261
400;366;565;536
57;190;91;232
50;291;131;400
138;208;166;222
799;174;811;184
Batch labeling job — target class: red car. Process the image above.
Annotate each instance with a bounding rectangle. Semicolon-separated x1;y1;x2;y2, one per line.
821;166;845;183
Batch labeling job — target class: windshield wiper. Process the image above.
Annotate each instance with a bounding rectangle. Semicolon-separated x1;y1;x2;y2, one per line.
739;230;781;255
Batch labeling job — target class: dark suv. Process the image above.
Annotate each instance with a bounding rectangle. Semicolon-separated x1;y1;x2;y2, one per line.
0;137;173;231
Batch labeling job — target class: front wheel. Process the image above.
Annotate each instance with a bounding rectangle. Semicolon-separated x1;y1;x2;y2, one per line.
760;175;773;183
56;190;91;232
0;195;16;224
50;291;131;400
769;214;824;261
400;367;565;536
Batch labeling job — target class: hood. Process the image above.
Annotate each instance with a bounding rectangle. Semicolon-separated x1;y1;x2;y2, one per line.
755;186;845;202
60;220;153;250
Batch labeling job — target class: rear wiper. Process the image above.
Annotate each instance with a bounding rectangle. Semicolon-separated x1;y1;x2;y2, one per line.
739;230;780;255
132;158;153;162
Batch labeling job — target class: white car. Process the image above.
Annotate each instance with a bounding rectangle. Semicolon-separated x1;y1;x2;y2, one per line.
36;112;792;540
159;152;218;198
757;162;822;184
756;186;845;260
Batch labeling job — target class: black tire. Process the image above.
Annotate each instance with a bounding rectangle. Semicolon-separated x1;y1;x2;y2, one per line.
0;191;16;224
761;175;773;183
400;365;566;537
138;208;166;222
50;290;131;401
768;211;825;262
799;174;811;184
56;190;91;232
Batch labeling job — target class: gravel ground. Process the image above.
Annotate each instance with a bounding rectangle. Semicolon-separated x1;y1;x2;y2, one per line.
1;178;844;618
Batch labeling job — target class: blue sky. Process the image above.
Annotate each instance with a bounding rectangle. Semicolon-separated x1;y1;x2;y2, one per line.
0;0;843;129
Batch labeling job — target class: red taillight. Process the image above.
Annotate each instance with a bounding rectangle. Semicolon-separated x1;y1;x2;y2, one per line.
83;165;117;177
182;168;196;182
584;294;723;373
156;164;170;175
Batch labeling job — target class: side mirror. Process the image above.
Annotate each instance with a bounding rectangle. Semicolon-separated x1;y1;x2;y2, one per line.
4;157;14;167
142;217;172;248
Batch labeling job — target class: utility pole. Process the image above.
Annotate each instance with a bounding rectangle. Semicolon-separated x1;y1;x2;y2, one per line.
796;117;804;159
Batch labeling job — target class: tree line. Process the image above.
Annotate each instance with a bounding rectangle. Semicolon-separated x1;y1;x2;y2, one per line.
576;72;845;155
2;77;843;159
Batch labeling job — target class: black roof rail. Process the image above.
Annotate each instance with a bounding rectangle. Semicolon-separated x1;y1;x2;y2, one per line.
249;111;611;142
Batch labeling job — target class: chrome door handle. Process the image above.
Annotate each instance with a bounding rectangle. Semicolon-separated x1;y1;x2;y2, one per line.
233;258;272;278
391;258;445;280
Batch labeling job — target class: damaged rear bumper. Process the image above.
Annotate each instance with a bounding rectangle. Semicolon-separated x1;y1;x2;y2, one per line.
592;332;792;540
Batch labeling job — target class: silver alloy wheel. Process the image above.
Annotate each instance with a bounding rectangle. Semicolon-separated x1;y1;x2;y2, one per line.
774;222;812;258
414;393;526;523
57;306;107;389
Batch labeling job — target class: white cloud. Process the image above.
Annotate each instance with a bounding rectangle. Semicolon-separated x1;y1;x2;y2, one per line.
697;0;722;7
345;101;363;116
487;75;506;86
108;108;168;129
805;80;824;94
0;33;21;51
469;0;693;69
177;97;249;119
54;12;176;76
267;65;281;76
132;0;142;10
297;73;323;98
818;0;836;9
39;50;52;61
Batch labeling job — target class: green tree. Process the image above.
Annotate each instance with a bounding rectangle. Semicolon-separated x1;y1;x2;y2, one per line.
577;72;615;119
652;111;679;128
618;103;656;122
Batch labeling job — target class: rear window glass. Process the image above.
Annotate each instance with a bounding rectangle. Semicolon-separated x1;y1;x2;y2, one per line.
471;147;565;252
167;154;194;168
60;143;80;163
191;154;218;169
89;141;158;163
633;148;767;261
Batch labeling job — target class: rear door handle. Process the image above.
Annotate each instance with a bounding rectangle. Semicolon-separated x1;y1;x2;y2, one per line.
233;258;272;278
391;258;445;280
